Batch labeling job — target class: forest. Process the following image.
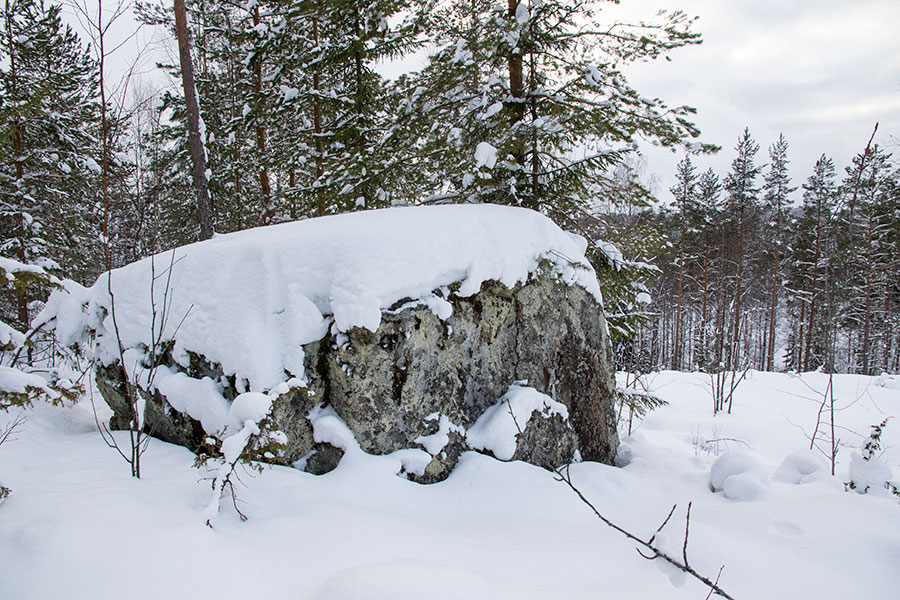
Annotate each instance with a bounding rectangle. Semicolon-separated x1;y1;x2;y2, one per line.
1;0;898;377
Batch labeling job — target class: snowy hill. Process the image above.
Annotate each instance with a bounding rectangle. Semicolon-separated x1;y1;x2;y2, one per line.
1;370;898;599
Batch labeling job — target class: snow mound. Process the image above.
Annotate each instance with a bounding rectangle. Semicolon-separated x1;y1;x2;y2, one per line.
848;452;895;497
773;450;830;485
44;205;600;393
467;384;569;461
876;373;900;390
709;451;768;501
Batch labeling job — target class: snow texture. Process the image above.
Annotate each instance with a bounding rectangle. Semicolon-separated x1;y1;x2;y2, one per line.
848;452;894;496
45;206;600;394
467;384;569;461
0;366;56;400
709;451;768;501
415;413;465;455
474;142;498;169
772;450;829;485
2;370;900;600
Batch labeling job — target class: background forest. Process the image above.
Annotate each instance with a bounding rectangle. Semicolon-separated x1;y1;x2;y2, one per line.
1;0;898;379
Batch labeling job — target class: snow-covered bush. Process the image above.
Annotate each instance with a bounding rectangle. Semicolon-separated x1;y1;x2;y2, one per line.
0;256;82;499
709;451;769;501
846;419;900;498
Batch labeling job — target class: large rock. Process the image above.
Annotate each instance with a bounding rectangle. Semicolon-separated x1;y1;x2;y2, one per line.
96;270;618;481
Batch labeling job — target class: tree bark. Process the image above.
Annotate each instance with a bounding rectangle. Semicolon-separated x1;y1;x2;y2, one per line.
174;0;214;240
766;201;782;371
252;6;272;208
804;194;822;372
312;17;325;217
4;1;28;329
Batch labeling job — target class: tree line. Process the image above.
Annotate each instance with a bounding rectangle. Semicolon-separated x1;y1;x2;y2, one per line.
1;0;896;375
626;128;900;376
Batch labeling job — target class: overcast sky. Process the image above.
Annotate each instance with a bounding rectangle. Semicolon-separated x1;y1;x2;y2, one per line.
86;0;900;205
605;0;900;200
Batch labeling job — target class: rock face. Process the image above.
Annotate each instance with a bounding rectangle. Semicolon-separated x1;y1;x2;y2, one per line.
96;270;618;482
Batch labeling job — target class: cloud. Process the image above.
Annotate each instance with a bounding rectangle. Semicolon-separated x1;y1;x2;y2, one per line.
607;0;900;199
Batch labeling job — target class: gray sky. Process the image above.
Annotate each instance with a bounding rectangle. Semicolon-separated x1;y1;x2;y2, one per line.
606;0;900;200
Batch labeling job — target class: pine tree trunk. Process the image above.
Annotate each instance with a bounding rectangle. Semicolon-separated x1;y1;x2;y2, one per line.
804;195;823;372
766;205;782;371
730;204;745;378
861;211;874;374
699;231;710;369
797;297;806;371
253;6;272;209
674;201;685;370
174;0;214;240
506;0;527;195
312;18;325;217
5;3;28;328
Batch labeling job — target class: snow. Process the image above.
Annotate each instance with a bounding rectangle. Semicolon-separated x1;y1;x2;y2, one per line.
1;370;899;599
772;450;830;484
43;206;600;394
848;452;894;496
0;366;57;400
474;142;498;169
481;102;503;120
415;413;465;455
467;384;569;461
0;321;25;349
515;3;530;25
709;451;768;500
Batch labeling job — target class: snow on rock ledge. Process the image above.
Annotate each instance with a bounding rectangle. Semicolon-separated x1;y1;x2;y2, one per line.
47;205;617;481
48;205;600;393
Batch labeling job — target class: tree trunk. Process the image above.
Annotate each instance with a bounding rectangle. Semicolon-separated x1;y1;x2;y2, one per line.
174;0;214;240
674;199;685;370
766;202;782;371
312;17;325;217
5;2;28;329
506;0;527;193
804;194;822;372
252;6;272;208
699;231;710;369
861;210;874;374
730;204;745;382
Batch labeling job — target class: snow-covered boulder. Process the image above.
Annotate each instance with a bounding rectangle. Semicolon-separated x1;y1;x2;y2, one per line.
47;205;618;481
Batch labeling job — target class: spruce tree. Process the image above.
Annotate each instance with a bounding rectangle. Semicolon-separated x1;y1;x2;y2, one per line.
403;0;711;217
0;0;102;326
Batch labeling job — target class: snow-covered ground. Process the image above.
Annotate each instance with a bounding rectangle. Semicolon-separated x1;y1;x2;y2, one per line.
1;370;898;599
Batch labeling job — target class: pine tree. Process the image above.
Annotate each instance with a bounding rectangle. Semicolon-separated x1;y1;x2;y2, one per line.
761;134;795;370
670;154;697;370
693;167;722;370
0;0;102;326
722;128;761;373
788;154;836;371
840;145;895;374
404;0;711;218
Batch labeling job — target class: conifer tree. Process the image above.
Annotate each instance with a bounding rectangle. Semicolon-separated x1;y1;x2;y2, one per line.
0;0;102;325
722;128;761;372
694;168;722;369
761;134;795;370
788;154;836;371
404;0;711;218
670;154;697;369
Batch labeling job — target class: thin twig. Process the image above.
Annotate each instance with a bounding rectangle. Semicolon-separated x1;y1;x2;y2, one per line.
555;466;737;600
